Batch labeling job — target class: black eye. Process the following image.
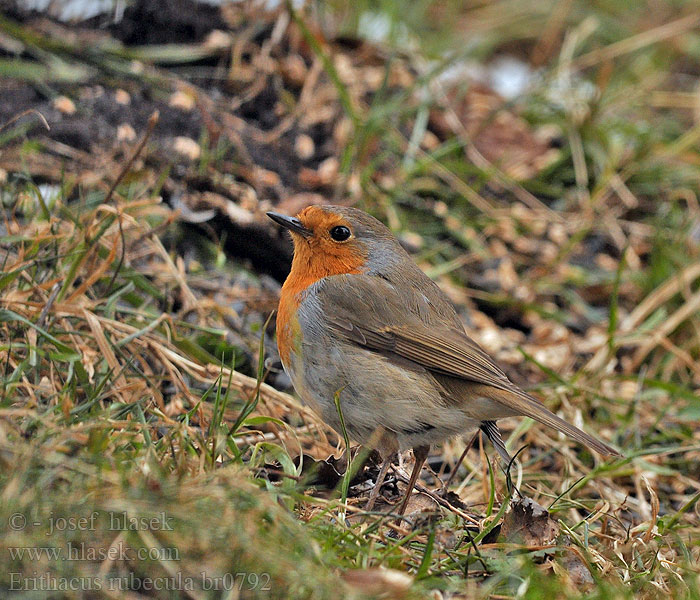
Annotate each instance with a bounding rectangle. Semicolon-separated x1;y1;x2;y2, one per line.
329;225;351;241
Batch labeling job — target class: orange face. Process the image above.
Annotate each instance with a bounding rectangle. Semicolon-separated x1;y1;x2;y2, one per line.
271;206;368;291
292;206;367;274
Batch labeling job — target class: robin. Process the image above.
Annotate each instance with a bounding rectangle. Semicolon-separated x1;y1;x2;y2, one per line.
268;205;619;514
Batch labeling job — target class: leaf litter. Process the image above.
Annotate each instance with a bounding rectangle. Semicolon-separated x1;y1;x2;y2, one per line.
1;0;699;598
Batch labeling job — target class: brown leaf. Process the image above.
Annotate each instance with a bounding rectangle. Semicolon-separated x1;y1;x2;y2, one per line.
342;568;413;598
429;83;559;180
501;497;559;546
401;491;440;517
274;193;329;216
557;548;595;589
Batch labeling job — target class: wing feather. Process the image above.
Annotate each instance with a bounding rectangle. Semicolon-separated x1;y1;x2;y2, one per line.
315;274;619;456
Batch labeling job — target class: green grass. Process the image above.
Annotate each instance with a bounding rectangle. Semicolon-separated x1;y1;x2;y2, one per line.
1;1;700;598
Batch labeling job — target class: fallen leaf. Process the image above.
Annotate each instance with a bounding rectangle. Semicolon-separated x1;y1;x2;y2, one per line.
556;548;595;589
501;497;559;546
342;568;413;598
173;136;201;161
53;95;76;115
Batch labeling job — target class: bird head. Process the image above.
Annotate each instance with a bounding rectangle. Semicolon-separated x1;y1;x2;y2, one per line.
267;205;410;282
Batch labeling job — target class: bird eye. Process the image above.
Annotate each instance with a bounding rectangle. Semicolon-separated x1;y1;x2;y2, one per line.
329;225;351;242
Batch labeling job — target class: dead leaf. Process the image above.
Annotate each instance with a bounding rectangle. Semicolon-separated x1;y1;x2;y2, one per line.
342;568;413;598
429;83;560;180
114;89;131;105
556;548;595;589
501;497;559;546
53;95;76;115
401;491;440;517
173;136;201;161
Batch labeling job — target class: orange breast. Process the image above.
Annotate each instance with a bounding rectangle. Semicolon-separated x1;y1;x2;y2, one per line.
276;244;365;366
276;279;304;367
275;204;369;366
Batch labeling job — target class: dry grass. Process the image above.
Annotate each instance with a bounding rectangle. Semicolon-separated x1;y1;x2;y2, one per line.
1;1;700;598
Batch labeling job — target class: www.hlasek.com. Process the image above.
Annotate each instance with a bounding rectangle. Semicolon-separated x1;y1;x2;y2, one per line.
9;541;179;562
9;572;272;592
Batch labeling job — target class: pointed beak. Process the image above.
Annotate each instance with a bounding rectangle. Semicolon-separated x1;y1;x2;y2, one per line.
267;211;311;237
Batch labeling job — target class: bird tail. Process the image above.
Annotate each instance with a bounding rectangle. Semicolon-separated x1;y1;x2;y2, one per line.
485;387;620;457
480;421;513;465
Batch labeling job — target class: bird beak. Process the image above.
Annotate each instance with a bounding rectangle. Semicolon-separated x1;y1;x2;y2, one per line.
267;212;312;237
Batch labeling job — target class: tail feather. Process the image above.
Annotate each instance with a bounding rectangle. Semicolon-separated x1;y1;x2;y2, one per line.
485;387;620;457
527;403;620;456
480;421;513;464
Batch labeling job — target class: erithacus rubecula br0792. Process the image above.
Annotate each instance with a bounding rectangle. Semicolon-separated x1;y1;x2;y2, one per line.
268;205;619;514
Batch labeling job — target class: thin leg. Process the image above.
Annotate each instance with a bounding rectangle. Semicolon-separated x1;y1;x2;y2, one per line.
365;455;394;511
397;445;430;515
443;429;480;491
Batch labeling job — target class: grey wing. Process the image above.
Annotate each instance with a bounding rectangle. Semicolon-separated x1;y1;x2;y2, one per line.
313;274;515;391
311;274;619;456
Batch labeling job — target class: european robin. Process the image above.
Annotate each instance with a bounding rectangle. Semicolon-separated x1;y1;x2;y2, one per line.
268;205;619;514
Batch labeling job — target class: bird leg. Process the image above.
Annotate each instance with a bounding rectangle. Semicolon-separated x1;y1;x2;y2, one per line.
364;427;399;511
442;429;480;492
365;454;395;511
397;445;430;516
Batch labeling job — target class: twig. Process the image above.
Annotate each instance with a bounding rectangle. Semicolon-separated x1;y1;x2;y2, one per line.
36;282;60;329
443;429;480;490
572;12;700;70
393;467;480;525
105;111;160;294
0;108;49;133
